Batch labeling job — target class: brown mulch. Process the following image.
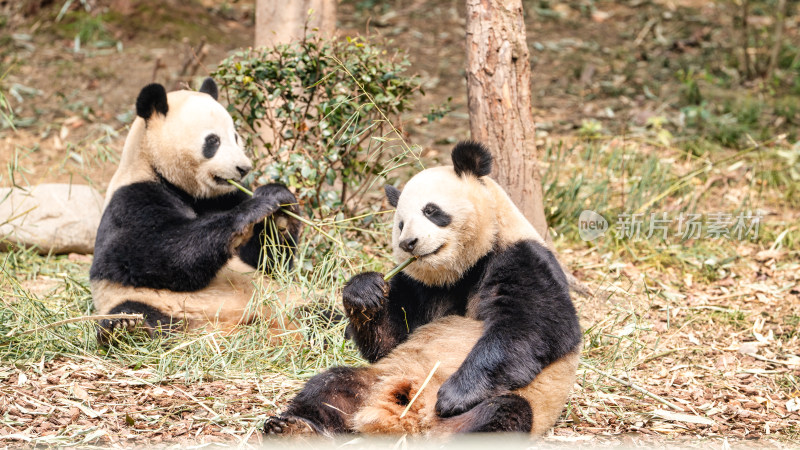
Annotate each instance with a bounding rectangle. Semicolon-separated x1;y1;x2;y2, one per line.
557;241;800;445
0;360;299;447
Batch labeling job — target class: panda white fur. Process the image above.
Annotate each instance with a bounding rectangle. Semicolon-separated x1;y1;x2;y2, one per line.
264;142;581;436
90;78;303;344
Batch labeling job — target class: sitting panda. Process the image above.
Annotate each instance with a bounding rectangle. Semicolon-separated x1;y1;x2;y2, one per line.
263;142;581;436
91;78;302;344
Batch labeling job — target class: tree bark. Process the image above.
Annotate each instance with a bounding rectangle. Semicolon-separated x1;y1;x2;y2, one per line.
465;0;548;239
255;0;336;48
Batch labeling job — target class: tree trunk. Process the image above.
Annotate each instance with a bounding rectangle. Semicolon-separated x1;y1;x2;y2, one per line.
465;0;548;239
766;0;787;80
255;0;336;48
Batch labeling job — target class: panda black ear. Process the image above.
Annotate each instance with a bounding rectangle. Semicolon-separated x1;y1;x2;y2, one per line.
384;184;401;208
135;83;168;120
452;141;493;178
199;77;219;101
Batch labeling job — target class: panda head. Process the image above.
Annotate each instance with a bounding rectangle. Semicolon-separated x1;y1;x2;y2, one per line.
135;78;251;198
385;142;500;287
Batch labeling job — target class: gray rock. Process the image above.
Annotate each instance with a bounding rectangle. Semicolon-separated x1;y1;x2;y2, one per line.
0;184;104;254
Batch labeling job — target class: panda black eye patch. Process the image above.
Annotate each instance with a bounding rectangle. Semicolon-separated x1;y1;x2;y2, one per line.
422;203;451;227
203;134;221;159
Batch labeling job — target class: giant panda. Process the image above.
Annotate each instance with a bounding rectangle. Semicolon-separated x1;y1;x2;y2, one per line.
90;78;303;344
263;141;581;436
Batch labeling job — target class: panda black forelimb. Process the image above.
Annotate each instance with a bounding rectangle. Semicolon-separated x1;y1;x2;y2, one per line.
232;183;301;271
342;255;488;362
342;272;406;363
476;241;582;358
435;240;582;417
92;181;298;292
435;319;547;417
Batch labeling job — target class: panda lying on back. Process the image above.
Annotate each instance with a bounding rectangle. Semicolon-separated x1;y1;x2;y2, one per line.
264;142;581;435
91;78;302;344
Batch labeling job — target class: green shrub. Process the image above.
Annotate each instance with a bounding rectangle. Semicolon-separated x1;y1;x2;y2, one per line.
213;34;422;220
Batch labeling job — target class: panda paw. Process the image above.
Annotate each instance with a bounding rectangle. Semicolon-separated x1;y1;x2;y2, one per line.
342;272;388;317
263;415;319;436
96;316;146;346
253;183;299;213
435;374;490;418
230;223;256;250
96;304;178;347
235;184;298;232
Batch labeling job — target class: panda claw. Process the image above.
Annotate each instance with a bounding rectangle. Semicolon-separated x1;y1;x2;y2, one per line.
96;314;170;346
263;415;317;436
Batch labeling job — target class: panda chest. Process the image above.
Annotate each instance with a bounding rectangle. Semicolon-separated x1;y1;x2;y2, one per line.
418;274;486;322
443;255;498;320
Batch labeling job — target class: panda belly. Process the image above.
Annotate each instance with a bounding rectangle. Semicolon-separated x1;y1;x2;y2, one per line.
350;316;580;436
92;256;298;331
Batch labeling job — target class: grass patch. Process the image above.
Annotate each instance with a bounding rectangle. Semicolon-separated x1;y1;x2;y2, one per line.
0;225;397;380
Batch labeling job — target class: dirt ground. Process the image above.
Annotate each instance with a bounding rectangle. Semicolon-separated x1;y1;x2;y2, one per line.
1;0;799;447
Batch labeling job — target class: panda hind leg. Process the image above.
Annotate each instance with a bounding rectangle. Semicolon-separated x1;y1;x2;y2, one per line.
437;394;533;434
97;300;178;346
264;366;374;437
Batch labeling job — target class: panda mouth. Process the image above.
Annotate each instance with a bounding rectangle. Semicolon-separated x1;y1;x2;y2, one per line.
213;176;231;186
417;243;445;259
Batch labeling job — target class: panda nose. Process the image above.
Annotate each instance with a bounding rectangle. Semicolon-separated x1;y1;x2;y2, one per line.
399;238;418;253
236;165;251;178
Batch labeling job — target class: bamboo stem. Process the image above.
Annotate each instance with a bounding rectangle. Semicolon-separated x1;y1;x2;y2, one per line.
400;360;440;418
227;179;344;247
9;314;144;337
384;256;417;281
227;179;254;196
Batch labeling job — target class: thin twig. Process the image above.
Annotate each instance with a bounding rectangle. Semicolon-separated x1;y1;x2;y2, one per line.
767;0;787;80
741;0;752;79
226;179;255;196
0;205;38;228
400;360;441;418
9;314;144;337
173;386;220;419
633;18;657;47
634;348;686;368
580;361;684;412
328;54;424;169
745;352;797;367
